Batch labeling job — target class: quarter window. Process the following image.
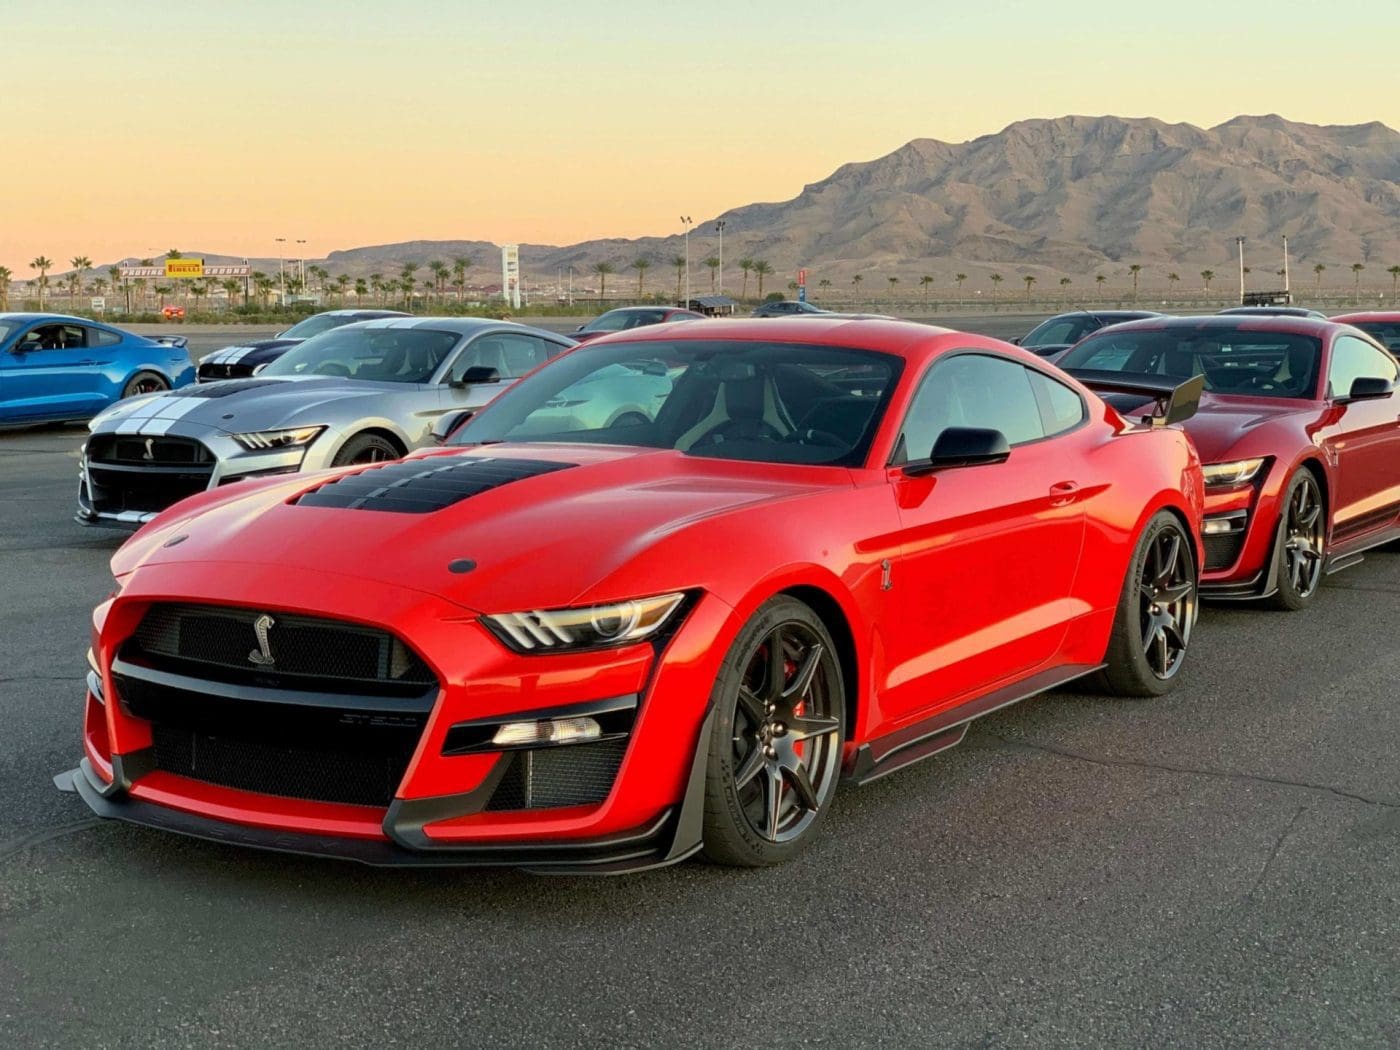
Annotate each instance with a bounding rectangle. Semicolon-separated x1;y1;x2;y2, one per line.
895;353;1046;463
1028;370;1087;436
92;328;122;347
1327;335;1398;399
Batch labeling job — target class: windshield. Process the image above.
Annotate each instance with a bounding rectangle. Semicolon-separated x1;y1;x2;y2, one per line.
1022;315;1098;348
1349;321;1400;355
1059;327;1322;399
261;326;459;383
281;313;361;339
580;309;668;334
451;339;902;467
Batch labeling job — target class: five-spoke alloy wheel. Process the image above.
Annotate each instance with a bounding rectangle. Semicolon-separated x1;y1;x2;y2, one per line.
1269;469;1326;610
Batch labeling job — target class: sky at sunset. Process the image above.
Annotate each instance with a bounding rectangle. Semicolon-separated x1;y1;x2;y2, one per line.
5;0;1398;272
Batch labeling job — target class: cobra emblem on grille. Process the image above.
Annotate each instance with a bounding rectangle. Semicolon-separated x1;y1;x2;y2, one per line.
247;613;277;666
142;438;155;461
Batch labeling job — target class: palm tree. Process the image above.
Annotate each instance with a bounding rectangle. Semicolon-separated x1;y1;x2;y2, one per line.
354;278;368;306
1313;262;1326;296
0;266;11;310
335;274;351;304
592;261;615;301
221;278;241;311
1059;276;1072;301
400;262;419;308
1387;265;1400;301
817;278;832;294
29;256;52;308
428;261;449;303
671;256;687;302
851;274;863;301
253;272;275;307
632;257;651;298
1022;275;1036;300
738;258;754;300
69;256;92;308
919;275;934;303
1094;274;1106;300
1200;269;1215;293
154;283;173;308
703;256;720;292
452;256;472;302
753;260;773;299
887;276;899;301
165;248;181;260
1351;262;1365;303
1128;263;1143;302
989;273;1003;303
189;281;208;312
1167;272;1180;297
954;273;967;308
369;273;384;305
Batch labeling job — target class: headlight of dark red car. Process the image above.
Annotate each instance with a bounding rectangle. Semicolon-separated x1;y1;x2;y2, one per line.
1202;458;1266;487
483;592;687;653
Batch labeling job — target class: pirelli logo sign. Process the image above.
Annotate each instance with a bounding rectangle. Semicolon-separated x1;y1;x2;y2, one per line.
118;262;251;279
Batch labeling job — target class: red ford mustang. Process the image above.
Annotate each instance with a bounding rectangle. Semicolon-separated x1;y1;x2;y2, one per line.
1060;314;1400;607
60;319;1204;870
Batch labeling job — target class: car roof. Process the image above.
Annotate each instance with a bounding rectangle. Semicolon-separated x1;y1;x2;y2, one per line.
347;315;570;338
1041;310;1162;320
1078;313;1340;337
314;308;410;317
0;312;113;324
1331;311;1400;323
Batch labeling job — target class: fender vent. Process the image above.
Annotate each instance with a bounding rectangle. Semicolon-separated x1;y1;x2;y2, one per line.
295;456;576;513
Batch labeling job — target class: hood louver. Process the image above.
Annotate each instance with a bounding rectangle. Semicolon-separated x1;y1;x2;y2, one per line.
166;379;288;399
295;456;576;513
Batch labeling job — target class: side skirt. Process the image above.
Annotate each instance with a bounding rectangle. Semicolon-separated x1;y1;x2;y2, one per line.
844;662;1103;786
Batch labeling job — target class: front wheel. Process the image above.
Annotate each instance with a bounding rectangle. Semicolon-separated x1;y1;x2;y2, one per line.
1265;469;1325;611
701;596;845;867
331;432;402;466
1096;511;1198;697
121;371;169;399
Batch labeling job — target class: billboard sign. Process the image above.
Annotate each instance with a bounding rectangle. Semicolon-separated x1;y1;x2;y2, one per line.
164;258;204;279
797;267;808;303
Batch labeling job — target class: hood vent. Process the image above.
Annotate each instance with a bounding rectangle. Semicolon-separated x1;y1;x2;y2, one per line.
295;456;576;513
166;379;288;399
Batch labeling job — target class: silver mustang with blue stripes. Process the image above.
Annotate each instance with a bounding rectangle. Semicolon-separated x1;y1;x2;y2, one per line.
76;317;573;528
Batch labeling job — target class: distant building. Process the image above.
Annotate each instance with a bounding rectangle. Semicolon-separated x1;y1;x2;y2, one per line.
683;295;738;316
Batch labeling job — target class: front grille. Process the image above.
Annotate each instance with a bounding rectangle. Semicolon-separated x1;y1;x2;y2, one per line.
295;456;576;514
88;434;213;465
131;603;435;694
118;675;425;807
86;464;214;515
1204;530;1247;571
486;739;628;810
197;360;259;382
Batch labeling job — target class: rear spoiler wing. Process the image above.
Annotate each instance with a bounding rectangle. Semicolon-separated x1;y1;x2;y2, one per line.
1064;369;1204;427
150;335;189;350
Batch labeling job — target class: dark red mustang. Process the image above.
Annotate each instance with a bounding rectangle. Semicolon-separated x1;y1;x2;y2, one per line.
62;319;1203;871
1060;314;1400;607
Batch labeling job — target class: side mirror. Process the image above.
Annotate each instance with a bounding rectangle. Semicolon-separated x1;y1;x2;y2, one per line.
1339;376;1394;403
430;409;476;445
450;365;501;389
1010;337;1022;346
904;426;1011;476
575;324;586;333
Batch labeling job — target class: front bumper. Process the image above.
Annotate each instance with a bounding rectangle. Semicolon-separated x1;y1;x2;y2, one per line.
61;563;733;871
1198;467;1287;599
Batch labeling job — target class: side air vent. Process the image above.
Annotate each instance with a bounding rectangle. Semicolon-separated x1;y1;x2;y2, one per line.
295;457;575;513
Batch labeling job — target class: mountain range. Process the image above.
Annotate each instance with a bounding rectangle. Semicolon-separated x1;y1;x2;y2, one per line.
98;115;1400;292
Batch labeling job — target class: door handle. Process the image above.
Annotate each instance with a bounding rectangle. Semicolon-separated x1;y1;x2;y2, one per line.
1049;481;1079;506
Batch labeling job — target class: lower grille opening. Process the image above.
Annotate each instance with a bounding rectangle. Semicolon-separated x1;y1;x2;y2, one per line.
1204;530;1247;572
486;739;628;811
118;673;427;808
87;466;214;515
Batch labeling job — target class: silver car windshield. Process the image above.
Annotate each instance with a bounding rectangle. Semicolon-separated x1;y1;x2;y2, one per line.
452;339;902;468
261;327;459;383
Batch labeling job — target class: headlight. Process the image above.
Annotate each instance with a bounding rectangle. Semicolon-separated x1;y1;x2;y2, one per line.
232;425;324;451
483;592;687;653
1202;458;1267;487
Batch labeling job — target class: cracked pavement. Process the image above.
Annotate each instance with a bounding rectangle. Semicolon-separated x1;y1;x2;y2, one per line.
1;316;1396;1047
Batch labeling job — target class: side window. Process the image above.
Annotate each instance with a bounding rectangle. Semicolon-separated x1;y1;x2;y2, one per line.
1328;335;1399;399
895;353;1046;464
91;328;122;347
1027;370;1087;436
16;324;87;351
452;333;557;381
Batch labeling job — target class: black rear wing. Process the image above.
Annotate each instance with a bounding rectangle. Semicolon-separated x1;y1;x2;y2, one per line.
150;335;189;350
1065;369;1204;427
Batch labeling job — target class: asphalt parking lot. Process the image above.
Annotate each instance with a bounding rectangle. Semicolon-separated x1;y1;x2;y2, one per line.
2;316;1396;1047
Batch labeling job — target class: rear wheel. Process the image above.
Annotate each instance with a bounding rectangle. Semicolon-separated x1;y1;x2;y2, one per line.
1097;511;1197;697
1265;469;1325;611
701;596;845;866
331;432;402;466
121;371;168;399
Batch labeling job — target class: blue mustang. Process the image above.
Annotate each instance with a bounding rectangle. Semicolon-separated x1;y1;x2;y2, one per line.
0;313;195;428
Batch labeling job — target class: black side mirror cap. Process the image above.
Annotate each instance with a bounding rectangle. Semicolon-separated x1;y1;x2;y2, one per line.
903;426;1011;476
1339;376;1394;403
450;365;501;389
1010;336;1022;345
430;409;476;445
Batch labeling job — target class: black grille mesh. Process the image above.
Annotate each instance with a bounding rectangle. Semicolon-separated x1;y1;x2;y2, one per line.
198;361;259;381
151;723;413;807
87;435;213;465
133;604;434;689
486;739;627;810
1204;531;1247;572
295;457;576;514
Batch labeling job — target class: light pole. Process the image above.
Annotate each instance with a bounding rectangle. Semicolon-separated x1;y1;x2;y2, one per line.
275;237;287;305
296;239;307;293
1236;236;1246;306
715;220;727;295
680;216;694;307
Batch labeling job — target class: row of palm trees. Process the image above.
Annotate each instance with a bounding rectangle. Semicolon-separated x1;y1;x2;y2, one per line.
585;256;779;302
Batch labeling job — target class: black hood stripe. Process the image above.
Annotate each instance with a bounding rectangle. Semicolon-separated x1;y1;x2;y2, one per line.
295;457;576;513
